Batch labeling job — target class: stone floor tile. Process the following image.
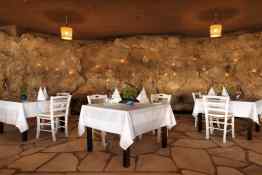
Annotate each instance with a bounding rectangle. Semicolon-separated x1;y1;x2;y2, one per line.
208;146;246;162
174;121;196;132
20;146;45;156
156;147;170;157
172;147;215;175
185;131;206;139
105;156;135;171
15;173;63;175
78;151;111;171
132;134;161;155
243;165;262;175
42;139;85;152
136;154;177;171
234;138;262;154
67;173;181;175
248;151;262;166
212;156;248;168
37;153;78;172
0;145;22;159
181;170;207;175
74;152;88;160
217;166;244;175
0;169;16;175
9;153;55;171
174;138;217;149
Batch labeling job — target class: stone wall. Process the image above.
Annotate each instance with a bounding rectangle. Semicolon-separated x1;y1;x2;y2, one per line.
0;31;262;110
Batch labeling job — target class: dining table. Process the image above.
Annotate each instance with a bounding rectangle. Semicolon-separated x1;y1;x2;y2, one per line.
78;102;176;168
0;100;49;141
192;98;261;140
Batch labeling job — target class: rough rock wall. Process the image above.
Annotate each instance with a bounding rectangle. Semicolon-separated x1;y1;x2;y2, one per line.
0;31;262;103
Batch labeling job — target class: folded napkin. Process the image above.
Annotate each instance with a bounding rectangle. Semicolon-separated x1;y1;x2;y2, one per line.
208;87;216;96
37;87;46;101
43;87;49;99
136;87;150;103
111;88;122;103
222;86;229;97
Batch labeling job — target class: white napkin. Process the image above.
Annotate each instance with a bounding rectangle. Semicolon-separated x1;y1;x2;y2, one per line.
37;87;46;101
136;87;150;103
43;87;49;99
208;87;216;96
222;86;229;97
111;88;122;103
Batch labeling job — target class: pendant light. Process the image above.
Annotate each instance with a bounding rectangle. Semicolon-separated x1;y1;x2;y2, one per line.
210;12;222;38
60;16;73;40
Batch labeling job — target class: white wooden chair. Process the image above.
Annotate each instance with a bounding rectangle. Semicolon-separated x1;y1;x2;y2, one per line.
203;95;235;143
150;93;172;142
192;92;202;128
87;94;108;148
56;92;71;96
36;95;72;142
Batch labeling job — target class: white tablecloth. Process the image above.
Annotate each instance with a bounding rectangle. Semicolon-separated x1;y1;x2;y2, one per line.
192;99;259;124
78;103;176;150
0;100;49;132
256;100;262;115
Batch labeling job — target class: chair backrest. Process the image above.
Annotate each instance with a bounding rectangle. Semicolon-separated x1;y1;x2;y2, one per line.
87;94;108;104
203;95;230;119
192;92;202;102
151;93;172;104
56;92;71;96
50;95;72;119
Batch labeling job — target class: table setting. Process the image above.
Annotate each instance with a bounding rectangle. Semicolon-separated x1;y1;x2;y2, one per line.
192;86;261;140
0;86;50;141
78;87;176;167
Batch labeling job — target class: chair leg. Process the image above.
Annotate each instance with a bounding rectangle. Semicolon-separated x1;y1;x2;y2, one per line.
194;117;198;128
223;118;228;144
51;120;56;142
101;131;106;148
36;117;40;139
64;117;68;137
157;128;161;143
232;117;235;138
205;116;210;140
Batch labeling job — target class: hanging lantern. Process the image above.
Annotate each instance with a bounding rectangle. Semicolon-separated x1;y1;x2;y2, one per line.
60;16;73;40
210;23;222;38
60;26;73;40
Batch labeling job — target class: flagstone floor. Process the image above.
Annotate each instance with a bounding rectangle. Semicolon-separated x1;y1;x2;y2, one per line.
0;115;262;175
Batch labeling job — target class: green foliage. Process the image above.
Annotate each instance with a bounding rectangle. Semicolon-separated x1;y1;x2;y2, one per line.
121;85;138;100
20;85;27;96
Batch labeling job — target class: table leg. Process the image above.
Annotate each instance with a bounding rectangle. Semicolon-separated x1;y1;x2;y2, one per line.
86;127;93;152
255;123;260;132
198;114;203;132
0;122;3;134
21;131;28;142
161;126;167;148
247;119;253;140
123;147;130;168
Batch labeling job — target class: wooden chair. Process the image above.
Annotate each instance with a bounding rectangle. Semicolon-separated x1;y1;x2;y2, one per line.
36;95;72;141
192;92;202;128
203;95;235;143
87;94;108;148
150;93;172;142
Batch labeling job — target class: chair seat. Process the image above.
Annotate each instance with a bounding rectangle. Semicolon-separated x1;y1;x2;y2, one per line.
37;111;65;118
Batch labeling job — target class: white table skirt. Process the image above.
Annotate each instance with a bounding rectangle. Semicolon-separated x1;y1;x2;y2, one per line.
78;103;176;150
192;99;260;124
0;100;49;132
